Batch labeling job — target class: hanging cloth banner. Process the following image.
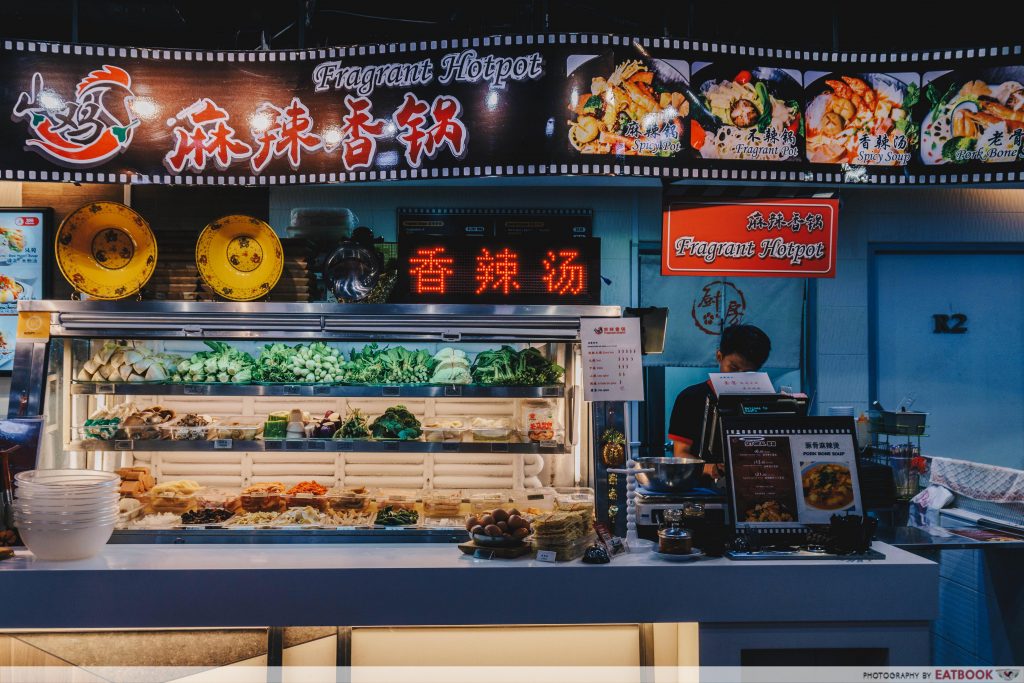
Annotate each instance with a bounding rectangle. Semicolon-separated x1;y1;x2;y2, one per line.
2;35;1024;185
639;254;805;369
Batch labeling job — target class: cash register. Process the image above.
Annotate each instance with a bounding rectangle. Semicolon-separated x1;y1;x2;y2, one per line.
635;375;808;556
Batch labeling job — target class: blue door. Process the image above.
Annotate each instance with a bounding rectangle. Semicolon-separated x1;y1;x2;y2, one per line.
873;249;1024;469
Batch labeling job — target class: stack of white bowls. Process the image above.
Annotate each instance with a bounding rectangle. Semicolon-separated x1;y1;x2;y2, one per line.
13;469;119;560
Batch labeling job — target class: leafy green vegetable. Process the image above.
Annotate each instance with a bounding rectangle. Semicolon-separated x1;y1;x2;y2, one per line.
471;346;564;386
754;82;773;133
582;95;603;117
171;341;255;384
335;408;371;439
369;405;422;440
375;506;419;526
255;342;343;383
338;344;436;385
894;118;920;149
903;82;920;110
925;82;959;121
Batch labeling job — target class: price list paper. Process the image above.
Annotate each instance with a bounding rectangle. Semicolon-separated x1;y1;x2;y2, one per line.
580;318;644;402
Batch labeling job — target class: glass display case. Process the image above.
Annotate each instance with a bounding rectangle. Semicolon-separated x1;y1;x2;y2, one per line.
8;301;622;543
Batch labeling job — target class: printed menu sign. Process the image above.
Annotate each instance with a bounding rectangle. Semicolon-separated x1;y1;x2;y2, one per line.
580;317;644;402
725;418;862;528
729;435;800;525
0;209;48;372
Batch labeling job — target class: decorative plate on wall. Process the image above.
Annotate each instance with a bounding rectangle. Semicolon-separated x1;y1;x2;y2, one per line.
55;201;158;300
195;215;283;301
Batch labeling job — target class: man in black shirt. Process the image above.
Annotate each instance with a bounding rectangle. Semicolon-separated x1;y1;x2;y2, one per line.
668;324;772;458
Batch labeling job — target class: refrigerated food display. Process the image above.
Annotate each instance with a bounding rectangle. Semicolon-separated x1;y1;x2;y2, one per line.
7;301;624;543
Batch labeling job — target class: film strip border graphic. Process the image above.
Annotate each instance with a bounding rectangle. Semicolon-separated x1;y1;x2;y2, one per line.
3;34;1024;187
7;164;1023;187
5;33;1020;67
726;428;853;436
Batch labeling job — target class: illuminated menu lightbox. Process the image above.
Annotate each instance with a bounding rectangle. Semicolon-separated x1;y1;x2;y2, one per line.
395;237;601;304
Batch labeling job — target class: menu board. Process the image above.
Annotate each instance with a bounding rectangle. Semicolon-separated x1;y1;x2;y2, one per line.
724;416;863;529
0;208;50;373
580;317;645;402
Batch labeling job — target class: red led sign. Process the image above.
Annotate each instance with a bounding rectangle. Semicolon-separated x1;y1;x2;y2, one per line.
396;237;601;304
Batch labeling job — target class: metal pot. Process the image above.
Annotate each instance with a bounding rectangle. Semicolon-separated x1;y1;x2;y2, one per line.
633;457;705;493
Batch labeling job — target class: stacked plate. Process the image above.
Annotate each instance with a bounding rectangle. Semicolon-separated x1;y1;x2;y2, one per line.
265;238;316;302
142;232;203;301
12;469;119;560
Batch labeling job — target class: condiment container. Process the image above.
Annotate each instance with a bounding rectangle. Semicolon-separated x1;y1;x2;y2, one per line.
657;509;693;555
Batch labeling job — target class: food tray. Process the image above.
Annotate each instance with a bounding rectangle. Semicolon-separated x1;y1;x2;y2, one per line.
141;492;198;515
422;426;467;443
469;428;518;442
77;421;121;440
326;490;372;512
239;492;288;513
285;493;328;512
159;417;218;441
214;417;263;440
375;493;416;510
422;491;462;518
553;487;595;512
322;509;376;527
469;492;507;514
532;531;598;562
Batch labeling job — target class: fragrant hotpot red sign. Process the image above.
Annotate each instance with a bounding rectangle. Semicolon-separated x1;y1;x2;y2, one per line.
662;199;839;278
3;35;1024;186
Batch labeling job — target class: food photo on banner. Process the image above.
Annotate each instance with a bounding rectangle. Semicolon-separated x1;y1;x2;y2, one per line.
688;62;804;163
1;35;1024;184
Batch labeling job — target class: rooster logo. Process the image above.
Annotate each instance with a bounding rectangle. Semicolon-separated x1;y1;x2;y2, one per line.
13;65;138;167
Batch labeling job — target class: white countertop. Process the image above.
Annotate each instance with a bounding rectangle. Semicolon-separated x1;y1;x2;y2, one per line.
0;542;937;628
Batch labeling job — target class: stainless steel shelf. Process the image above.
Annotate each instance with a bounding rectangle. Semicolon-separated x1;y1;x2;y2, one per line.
68;439;567;454
70;383;564;399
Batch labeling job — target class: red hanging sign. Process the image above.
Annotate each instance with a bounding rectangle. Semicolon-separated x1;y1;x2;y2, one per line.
662;199;839;278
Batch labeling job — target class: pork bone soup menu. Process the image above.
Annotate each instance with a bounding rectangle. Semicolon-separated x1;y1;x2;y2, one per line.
727;428;862;528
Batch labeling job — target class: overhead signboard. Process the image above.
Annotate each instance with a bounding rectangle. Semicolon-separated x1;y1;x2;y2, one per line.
2;36;1024;186
662;199;838;278
395;236;601;305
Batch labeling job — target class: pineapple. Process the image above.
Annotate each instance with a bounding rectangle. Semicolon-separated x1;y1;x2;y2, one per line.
600;428;626;467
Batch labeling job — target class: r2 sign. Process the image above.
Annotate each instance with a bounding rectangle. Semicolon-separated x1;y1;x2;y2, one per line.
933;313;968;334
